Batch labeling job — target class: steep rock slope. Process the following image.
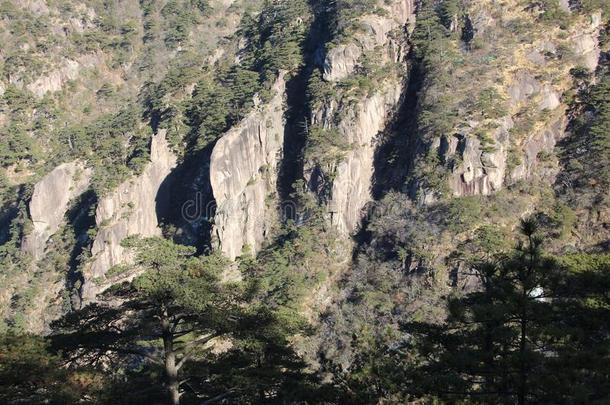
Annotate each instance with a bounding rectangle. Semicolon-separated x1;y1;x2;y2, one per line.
82;130;176;301
407;4;604;202
313;86;403;235
210;75;286;260
22;161;91;260
306;0;415;236
323;0;415;81
314;0;610;369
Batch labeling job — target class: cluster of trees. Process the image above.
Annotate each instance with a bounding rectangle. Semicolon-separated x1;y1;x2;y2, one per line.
54;104;151;194
240;0;311;81
319;219;610;404
140;0;313;153
1;236;330;404
3;218;607;404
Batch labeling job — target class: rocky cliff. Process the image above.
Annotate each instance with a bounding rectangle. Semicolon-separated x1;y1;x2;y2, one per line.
314;85;403;235
210;75;286;260
82;130;176;301
323;0;415;81
308;0;414;236
22;161;92;260
415;8;604;201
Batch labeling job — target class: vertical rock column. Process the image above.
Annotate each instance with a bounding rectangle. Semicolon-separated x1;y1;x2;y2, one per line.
82;130;176;301
210;75;287;260
22;161;92;260
308;0;414;236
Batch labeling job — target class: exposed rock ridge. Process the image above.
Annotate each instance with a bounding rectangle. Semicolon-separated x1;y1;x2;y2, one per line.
308;0;413;236
436;10;604;199
22;161;92;260
313;85;403;235
444;117;513;198
323;0;415;82
82;129;176;301
210;74;287;260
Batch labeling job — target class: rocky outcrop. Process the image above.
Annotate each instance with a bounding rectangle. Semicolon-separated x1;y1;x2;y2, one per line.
323;0;414;82
22;161;92;260
572;11;603;71
316;85;403;235
82;130;176;301
309;0;413;236
26;60;81;98
411;6;605;201
509;114;567;182
446;117;513;197
210;75;286;260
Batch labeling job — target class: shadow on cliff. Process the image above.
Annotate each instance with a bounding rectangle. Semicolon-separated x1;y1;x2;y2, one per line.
155;146;215;253
64;189;97;309
277;0;336;205
350;51;424;251
371;57;423;201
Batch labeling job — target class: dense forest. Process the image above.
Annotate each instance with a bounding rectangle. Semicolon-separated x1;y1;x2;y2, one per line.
0;0;608;403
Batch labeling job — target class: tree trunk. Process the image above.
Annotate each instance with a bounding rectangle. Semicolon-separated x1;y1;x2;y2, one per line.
162;310;180;405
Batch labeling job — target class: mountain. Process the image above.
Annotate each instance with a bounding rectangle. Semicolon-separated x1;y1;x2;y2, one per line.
0;0;608;403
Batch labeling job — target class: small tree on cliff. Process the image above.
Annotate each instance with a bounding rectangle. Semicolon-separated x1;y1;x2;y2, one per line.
52;237;252;405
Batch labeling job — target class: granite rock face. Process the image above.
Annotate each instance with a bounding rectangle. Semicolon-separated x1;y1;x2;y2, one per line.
572;11;603;71
322;0;414;82
434;10;603;199
446;117;513;197
26;60;81;98
22;161;92;260
313;85;403;235
82;130;176;301
310;0;413;236
210;75;286;260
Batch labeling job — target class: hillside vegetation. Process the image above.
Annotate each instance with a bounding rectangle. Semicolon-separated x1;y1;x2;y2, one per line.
0;0;609;403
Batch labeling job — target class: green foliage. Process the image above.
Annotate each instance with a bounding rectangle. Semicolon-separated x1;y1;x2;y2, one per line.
559;71;610;209
438;197;484;232
240;0;311;79
453;224;512;264
306;126;351;167
0;124;38;167
181;65;262;151
406;0;470;196
333;0;379;40
475;87;509;119
340;220;610;404
0;334;93;404
55;104;150;194
438;0;461;30
160;0;199;48
241;223;337;310
51;236;322;404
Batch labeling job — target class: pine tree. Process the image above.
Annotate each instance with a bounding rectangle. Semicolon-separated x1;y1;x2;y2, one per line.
50;236;323;404
403;219;559;403
51;237;252;404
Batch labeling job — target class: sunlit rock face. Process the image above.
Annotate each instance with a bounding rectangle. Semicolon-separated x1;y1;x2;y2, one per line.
323;0;415;82
210;75;286;260
22;161;92;260
308;0;414;237
312;85;403;236
82;130;176;301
